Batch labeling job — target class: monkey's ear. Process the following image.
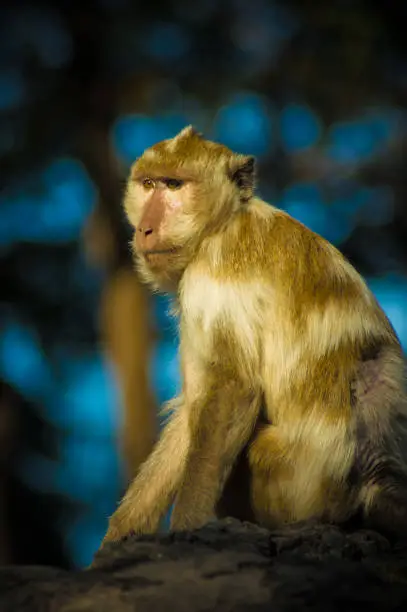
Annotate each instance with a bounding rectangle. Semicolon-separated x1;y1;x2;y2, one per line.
228;155;256;201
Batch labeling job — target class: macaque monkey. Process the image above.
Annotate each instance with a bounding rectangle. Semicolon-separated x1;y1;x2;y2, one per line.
100;126;407;547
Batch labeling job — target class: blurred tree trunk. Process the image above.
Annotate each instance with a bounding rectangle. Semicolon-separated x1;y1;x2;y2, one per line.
80;122;158;481
100;267;157;478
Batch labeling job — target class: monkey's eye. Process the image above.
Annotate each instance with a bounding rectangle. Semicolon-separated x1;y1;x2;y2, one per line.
166;178;183;190
142;178;155;190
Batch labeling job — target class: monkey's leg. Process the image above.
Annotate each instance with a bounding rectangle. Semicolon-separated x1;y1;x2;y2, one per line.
247;424;295;528
352;344;407;539
358;448;407;539
216;444;257;523
362;483;407;539
248;423;352;528
170;384;261;531
102;398;189;544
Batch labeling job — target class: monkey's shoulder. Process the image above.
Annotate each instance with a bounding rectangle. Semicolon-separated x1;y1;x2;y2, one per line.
244;202;372;302
204;200;365;297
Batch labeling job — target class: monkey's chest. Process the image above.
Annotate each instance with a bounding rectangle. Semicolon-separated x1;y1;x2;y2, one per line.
184;307;263;382
181;272;268;380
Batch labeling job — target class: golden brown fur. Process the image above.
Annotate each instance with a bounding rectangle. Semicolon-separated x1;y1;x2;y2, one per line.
98;126;407;549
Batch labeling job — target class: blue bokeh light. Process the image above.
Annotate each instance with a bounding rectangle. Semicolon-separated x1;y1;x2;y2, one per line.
0;320;53;402
327;108;401;164
279;180;396;246
0;69;25;110
330;185;371;220
368;275;407;351
281;184;327;234
112;114;188;166
150;341;181;407
54;353;123;436
280;103;321;152
212;92;273;156
152;294;179;340
18;441;122;505
330;184;395;230
40;158;97;239
0;158;96;247
279;183;353;245
64;513;113;568
280;183;354;244
359;186;395;227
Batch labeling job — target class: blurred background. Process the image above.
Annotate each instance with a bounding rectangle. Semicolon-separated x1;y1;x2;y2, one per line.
0;0;406;569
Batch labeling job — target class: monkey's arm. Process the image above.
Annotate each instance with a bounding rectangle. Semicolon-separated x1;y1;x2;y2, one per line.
170;382;261;531
102;397;189;544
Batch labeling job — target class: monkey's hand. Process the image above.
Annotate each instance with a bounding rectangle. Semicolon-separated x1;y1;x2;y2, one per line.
101;502;147;545
99;400;189;547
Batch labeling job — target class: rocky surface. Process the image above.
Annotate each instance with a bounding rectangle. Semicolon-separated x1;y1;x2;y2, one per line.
2;518;407;611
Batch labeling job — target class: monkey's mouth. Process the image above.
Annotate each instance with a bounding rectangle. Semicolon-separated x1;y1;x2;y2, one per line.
140;248;180;266
142;249;177;256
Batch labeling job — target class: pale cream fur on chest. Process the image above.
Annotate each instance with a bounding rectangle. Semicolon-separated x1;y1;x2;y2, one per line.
180;270;267;378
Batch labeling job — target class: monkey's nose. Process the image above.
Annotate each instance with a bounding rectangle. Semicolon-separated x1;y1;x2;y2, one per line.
136;225;158;252
138;227;153;236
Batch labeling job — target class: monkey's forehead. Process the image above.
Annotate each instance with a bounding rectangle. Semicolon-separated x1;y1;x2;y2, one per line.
131;135;235;179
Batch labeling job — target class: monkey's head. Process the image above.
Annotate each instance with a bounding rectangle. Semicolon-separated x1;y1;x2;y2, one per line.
124;125;255;290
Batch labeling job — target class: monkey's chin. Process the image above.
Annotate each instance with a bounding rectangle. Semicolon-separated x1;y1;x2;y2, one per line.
136;249;184;293
140;248;180;270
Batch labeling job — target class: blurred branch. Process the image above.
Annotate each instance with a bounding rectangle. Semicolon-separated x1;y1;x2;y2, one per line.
77;120;130;270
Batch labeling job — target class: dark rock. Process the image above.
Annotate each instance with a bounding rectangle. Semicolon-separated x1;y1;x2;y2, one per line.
1;518;407;611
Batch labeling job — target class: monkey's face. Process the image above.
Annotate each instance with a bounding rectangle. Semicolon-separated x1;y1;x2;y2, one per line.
128;175;195;270
124;126;256;290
